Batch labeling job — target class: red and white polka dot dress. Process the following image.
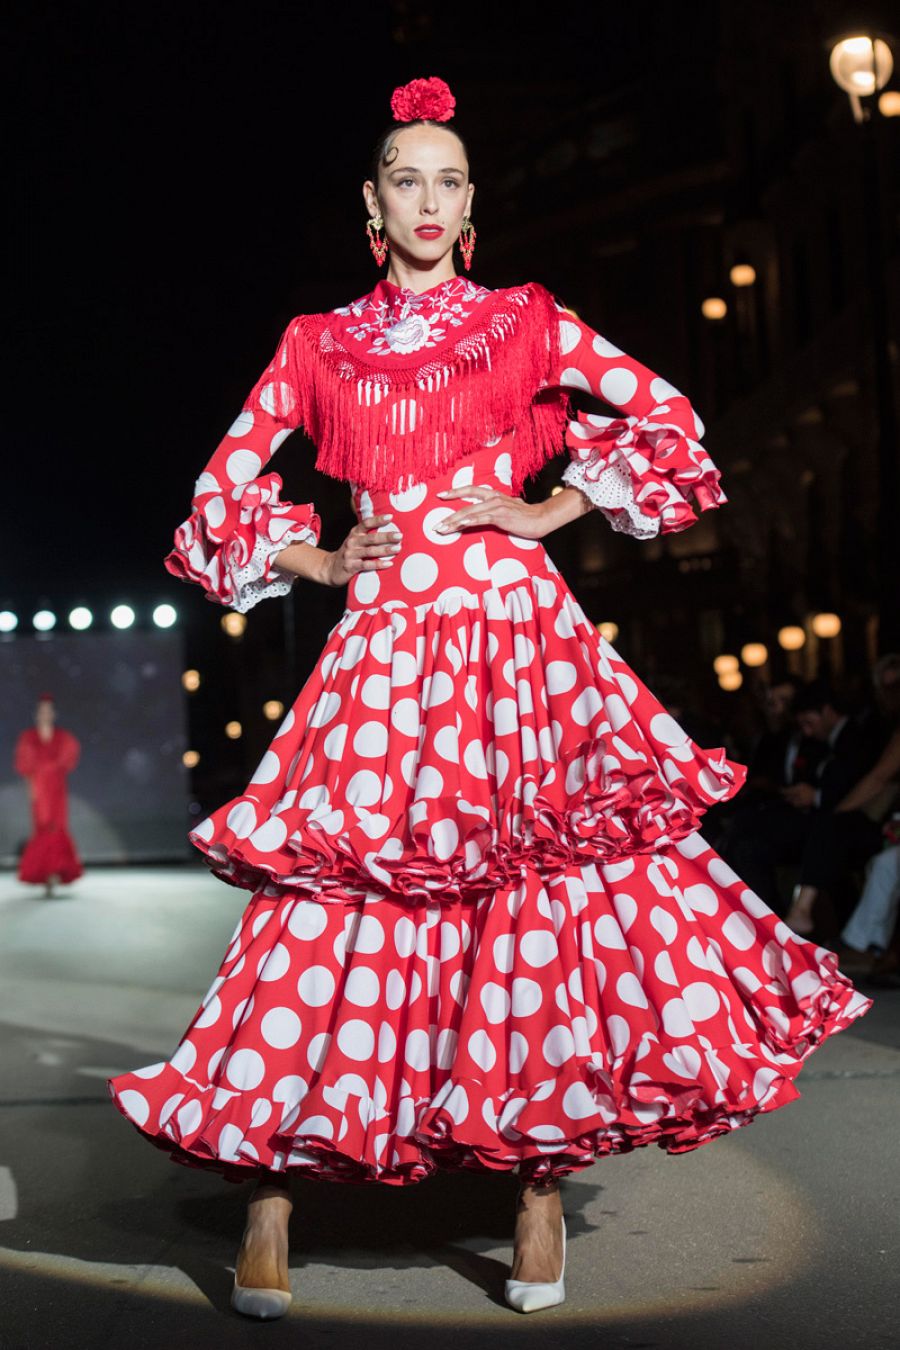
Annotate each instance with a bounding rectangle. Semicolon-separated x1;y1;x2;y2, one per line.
108;278;872;1186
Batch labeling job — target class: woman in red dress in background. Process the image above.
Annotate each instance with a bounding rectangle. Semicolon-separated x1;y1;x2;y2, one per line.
14;693;83;896
108;77;872;1319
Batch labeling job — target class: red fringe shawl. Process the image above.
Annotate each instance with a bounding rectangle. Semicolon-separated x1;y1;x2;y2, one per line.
244;282;570;494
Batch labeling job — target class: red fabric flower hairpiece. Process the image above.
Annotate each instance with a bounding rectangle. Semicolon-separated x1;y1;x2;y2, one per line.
390;76;456;123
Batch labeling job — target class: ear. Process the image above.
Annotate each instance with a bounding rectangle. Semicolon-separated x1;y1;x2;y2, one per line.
362;181;379;216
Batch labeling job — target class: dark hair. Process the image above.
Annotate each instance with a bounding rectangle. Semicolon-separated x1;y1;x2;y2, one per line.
368;119;470;187
794;680;849;715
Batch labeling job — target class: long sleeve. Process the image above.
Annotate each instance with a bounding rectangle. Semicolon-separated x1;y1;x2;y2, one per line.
164;321;322;612
14;731;37;778
548;306;726;539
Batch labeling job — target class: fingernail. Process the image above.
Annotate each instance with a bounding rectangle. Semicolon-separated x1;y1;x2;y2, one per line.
436;491;449;498
383;512;394;519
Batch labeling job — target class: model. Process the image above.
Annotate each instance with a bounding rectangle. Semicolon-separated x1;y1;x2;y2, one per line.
108;77;872;1318
14;693;82;896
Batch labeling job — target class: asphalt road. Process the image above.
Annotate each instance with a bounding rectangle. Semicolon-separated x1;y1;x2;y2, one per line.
0;866;897;1350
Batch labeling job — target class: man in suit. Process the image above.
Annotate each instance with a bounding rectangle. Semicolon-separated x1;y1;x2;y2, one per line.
722;681;884;916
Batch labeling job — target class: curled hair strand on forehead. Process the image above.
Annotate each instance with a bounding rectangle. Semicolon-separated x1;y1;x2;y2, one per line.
368;119;470;188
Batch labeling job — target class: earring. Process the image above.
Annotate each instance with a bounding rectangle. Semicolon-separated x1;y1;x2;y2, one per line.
458;216;476;271
367;214;388;266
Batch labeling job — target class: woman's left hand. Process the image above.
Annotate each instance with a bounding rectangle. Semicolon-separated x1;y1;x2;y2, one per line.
434;485;550;540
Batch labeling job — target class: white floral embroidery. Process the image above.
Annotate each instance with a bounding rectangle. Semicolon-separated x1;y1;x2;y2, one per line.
333;277;491;356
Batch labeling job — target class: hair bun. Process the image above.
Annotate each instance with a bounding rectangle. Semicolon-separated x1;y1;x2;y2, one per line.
390;76;456;123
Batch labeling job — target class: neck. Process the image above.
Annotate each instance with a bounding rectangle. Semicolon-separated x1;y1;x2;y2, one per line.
383;255;459;295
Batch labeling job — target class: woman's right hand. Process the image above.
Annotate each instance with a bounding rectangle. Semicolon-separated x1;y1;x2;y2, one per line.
320;513;401;588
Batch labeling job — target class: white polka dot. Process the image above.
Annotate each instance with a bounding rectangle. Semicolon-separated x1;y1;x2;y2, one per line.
390;482;428;512
350;914;385;954
225;1048;266;1090
542;1025;576;1066
354;570;381;605
394;917;416;957
288;901;328;941
650;713;689;746
249;816;288;853
261;1007;302;1049
468;1029;496;1071
400;553;439;592
353;721;389;757
607;1014;631;1056
175;1099;203;1135
297;965;336;1006
480;981;512;1024
344;967;380;1007
346;770;382;806
558;319;581;354
430;818;459;861
250;750;282;785
226;448;262;484
337;1019;375;1061
117;1089;150;1126
616;971;649;1009
225;801;257;839
520;930;559;968
463;541;490;581
171;1039;197;1074
546;660;577;694
511;977;542;1016
650;906;678;944
259;381;296;417
390;698;420;736
682;981;719;1021
227;410;255;438
599;367;639;404
378;1022;397;1062
683;884;719;916
661;998;693;1037
722;912;756;951
403;1028;431;1071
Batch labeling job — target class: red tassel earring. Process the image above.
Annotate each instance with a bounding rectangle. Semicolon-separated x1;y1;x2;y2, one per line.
458;216;476;271
367;214;388;266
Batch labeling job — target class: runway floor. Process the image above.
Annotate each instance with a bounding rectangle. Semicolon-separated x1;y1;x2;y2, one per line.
0;865;896;1350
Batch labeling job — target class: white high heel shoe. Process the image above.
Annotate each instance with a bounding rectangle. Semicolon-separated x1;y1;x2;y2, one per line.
504;1214;567;1313
231;1281;292;1320
230;1224;292;1320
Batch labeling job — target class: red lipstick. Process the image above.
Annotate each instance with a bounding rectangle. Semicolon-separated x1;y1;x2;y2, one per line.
414;226;445;238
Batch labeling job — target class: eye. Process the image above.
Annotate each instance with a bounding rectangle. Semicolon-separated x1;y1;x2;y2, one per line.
443;178;461;188
397;177;416;187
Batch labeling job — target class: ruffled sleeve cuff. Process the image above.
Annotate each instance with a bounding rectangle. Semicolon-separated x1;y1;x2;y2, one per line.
164;472;321;613
563;411;726;538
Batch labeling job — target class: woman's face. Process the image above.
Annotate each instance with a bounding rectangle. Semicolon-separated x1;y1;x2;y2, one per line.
363;124;474;267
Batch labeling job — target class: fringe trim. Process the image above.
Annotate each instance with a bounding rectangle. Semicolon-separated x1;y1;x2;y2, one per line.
244;283;569;494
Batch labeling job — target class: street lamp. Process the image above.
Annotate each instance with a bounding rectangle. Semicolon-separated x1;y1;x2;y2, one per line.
829;30;899;650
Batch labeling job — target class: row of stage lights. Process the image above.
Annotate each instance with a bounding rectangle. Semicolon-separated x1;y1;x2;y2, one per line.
713;613;842;691
0;605;178;633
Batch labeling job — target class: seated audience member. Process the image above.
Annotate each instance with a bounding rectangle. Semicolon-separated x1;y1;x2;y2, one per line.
722;680;883;916
839;842;900;974
785;703;900;935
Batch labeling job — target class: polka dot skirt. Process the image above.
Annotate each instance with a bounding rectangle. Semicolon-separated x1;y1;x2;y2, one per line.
108;445;872;1184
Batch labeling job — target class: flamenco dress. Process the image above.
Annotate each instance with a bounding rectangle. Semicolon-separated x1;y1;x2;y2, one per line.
15;727;83;885
107;275;872;1186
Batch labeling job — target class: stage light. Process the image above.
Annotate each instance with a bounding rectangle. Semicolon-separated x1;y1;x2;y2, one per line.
33;610;56;632
718;670;743;691
153;603;177;628
829;35;893;96
713;654;739;675
111;604;135;629
778;625;806;651
811;612;842;638
741;642;768;667
730;264;756;287
263;700;285;720
550;485;564;496
597;621;619;642
0;611;18;632
182;669;201;692
702;297;727;320
225;720;242;739
182;750;200;768
221;611;247;638
880;90;900;116
68;606;93;630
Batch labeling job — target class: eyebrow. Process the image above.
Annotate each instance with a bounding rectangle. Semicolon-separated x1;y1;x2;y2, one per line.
388;166;465;174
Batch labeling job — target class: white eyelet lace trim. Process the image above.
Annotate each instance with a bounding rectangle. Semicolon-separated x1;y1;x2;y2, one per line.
228;524;317;613
561;457;661;540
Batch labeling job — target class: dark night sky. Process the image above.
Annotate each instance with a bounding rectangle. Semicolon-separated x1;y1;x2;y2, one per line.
14;1;727;610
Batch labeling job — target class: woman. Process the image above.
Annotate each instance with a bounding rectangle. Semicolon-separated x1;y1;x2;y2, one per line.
108;77;872;1318
14;693;82;896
